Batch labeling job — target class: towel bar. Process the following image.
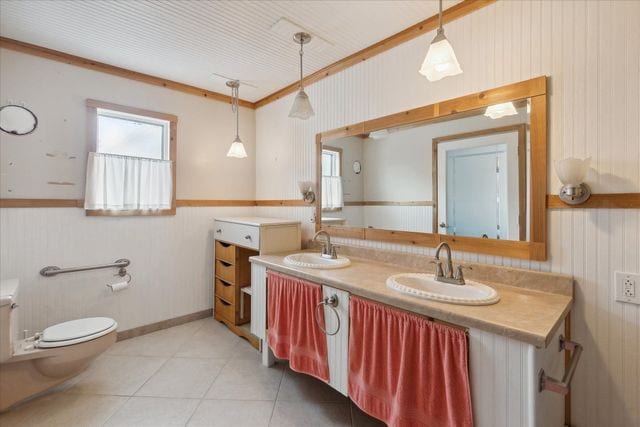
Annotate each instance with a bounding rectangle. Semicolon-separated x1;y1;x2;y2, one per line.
40;259;130;277
538;335;583;395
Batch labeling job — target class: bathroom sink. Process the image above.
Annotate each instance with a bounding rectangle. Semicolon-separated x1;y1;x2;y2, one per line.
284;253;351;269
386;273;500;305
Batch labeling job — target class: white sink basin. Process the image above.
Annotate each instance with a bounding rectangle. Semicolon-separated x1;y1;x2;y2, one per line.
386;273;500;305
284;253;351;269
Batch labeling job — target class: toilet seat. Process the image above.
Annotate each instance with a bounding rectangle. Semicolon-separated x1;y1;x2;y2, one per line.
37;317;118;348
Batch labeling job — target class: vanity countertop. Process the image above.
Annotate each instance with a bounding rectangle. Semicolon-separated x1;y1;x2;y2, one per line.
250;251;573;348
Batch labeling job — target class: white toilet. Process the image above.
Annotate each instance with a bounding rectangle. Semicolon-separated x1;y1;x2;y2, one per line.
0;279;118;412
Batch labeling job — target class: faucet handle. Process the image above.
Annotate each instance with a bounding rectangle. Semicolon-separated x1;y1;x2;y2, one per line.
454;265;472;282
429;260;444;278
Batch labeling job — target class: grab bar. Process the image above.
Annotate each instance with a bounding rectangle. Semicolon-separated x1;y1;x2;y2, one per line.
538;335;583;395
40;259;130;277
315;294;341;336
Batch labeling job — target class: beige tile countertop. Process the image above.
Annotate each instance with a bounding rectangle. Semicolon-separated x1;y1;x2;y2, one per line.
250;247;573;348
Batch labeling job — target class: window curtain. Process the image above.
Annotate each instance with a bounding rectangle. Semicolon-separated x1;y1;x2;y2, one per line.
84;152;173;210
322;176;343;210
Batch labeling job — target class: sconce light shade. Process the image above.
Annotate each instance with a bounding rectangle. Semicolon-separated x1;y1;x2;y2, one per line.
484;102;518;119
297;180;316;203
289;89;315;120
227;136;247;158
555;157;591;204
419;31;463;82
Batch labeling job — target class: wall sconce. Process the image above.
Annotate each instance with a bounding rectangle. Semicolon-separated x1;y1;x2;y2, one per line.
298;181;316;204
555;157;591;205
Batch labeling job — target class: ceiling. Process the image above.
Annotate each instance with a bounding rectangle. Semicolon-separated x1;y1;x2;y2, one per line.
0;0;461;102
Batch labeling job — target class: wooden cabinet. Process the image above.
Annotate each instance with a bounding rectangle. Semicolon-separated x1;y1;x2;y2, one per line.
214;217;301;350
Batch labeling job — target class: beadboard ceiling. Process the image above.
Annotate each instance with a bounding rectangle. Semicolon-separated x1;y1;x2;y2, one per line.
0;0;461;102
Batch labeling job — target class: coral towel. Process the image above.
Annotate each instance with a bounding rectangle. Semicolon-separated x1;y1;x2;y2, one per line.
267;271;329;382
349;297;473;427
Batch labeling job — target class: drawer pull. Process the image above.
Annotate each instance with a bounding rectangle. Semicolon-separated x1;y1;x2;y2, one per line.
219;261;231;267
244;235;252;240
218;299;231;307
216;229;222;233
538;335;583;395
314;294;340;336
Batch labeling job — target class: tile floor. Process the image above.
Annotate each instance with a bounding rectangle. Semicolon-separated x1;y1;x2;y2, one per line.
0;318;385;427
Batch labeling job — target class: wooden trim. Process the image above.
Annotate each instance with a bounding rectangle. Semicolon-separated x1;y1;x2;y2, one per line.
0;198;84;208
431;124;527;239
117;309;212;341
547;193;640;209
177;200;257;207
254;200;309;207
85;100;178;217
314;77;549;261
254;0;496;108
0;36;255;109
564;312;572;427
344;201;433;206
87;99;178;122
0;199;309;208
320;123;366;142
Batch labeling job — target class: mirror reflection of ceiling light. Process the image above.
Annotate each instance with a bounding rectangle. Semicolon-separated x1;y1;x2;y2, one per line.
226;80;247;158
289;32;315;120
419;0;463;82
367;129;389;140
484;102;518;119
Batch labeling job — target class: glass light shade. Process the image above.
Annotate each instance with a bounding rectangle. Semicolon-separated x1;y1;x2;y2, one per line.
484;102;518;119
419;32;463;82
226;136;247;158
555;157;591;186
289;89;315;120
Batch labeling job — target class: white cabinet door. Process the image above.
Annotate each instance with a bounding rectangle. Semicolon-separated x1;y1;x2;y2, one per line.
250;264;267;340
322;285;350;396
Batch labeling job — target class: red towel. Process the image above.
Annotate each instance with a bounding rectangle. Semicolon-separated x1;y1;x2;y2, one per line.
267;271;329;382
349;297;473;427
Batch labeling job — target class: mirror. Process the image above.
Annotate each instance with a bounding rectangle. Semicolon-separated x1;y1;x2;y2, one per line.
316;77;548;260
0;105;38;135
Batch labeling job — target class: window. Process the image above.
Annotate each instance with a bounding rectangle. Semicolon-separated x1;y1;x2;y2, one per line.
85;99;177;216
97;109;169;160
321;146;343;211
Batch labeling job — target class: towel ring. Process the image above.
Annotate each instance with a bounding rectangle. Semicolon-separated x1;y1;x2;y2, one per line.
315;294;340;336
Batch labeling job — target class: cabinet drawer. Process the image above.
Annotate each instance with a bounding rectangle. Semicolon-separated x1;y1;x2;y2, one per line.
215;296;235;322
215;241;236;264
216;259;236;283
214;221;260;250
215;278;235;303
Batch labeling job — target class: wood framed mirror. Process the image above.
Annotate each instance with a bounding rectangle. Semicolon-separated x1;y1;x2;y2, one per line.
315;76;548;261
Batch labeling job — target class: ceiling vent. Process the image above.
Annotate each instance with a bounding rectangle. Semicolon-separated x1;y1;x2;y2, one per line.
270;17;333;53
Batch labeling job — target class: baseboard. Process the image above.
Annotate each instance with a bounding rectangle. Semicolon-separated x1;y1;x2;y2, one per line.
116;308;213;341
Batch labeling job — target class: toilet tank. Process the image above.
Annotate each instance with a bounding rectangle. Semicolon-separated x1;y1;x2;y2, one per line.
0;279;20;362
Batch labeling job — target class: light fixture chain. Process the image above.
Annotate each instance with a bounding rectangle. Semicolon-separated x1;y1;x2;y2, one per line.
299;39;304;90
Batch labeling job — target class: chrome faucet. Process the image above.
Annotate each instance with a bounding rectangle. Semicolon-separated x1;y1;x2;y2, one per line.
432;242;470;285
313;230;338;259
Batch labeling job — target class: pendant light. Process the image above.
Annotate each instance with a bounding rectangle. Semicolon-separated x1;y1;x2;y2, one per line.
289;32;315;120
419;0;463;82
226;80;247;158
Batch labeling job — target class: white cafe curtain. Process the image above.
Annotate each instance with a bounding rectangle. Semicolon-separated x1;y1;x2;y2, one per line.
322;176;344;210
84;152;173;210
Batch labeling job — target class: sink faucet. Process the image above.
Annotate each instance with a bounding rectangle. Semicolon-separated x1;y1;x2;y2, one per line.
313;230;337;259
432;242;470;285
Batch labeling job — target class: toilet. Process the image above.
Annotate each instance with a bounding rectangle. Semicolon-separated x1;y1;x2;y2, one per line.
0;279;117;412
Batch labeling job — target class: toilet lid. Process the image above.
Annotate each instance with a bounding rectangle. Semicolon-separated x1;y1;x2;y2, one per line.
41;317;116;342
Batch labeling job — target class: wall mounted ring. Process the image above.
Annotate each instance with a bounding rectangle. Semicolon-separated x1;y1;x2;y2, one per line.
0;104;38;136
314;294;340;336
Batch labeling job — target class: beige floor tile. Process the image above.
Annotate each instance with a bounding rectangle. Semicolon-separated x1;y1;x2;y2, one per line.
0;393;127;427
187;399;275;427
206;357;284;401
67;355;166;396
173;323;240;359
136;358;226;398
350;403;386;427
277;367;348;403
104;396;200;426
108;322;202;357
269;401;351;427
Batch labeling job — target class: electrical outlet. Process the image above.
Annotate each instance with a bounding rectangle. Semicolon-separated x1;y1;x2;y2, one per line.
615;271;640;305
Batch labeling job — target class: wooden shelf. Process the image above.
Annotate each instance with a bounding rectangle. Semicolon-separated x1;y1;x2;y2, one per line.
546;193;640;209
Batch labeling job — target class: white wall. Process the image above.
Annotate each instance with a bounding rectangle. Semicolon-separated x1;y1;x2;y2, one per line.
0;48;257;332
255;1;640;426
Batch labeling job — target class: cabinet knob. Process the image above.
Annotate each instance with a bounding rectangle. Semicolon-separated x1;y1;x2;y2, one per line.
216;229;222;233
244;235;252;240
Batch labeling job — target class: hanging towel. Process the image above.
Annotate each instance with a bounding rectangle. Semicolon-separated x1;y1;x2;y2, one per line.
267;271;329;382
349;297;473;427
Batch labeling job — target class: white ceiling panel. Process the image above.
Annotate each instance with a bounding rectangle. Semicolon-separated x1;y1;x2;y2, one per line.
0;0;461;102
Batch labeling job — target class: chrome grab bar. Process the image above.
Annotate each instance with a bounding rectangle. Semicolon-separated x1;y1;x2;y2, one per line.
40;259;130;277
538;335;583;395
314;294;341;336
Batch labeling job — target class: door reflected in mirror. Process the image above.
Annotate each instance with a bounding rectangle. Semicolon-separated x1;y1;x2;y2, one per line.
321;99;531;241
